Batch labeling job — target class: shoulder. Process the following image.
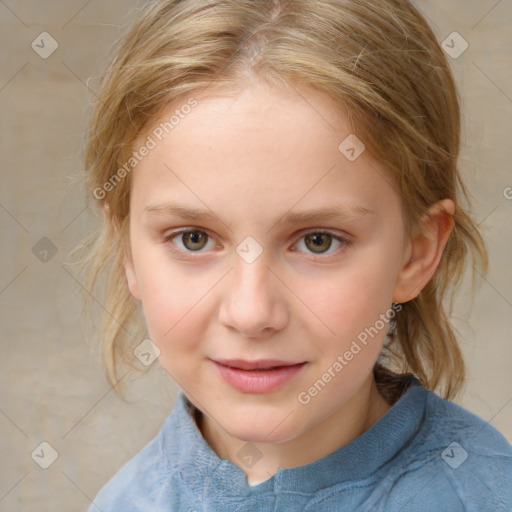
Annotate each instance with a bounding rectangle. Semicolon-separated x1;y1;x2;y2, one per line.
384;388;512;511
87;425;173;512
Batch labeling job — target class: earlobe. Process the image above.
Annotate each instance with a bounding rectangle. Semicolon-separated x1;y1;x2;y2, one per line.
123;251;142;301
392;199;455;303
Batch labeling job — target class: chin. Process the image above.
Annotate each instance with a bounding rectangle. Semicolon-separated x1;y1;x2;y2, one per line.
219;411;303;444
228;425;297;444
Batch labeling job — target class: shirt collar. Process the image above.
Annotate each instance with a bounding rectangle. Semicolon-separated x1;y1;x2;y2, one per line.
160;376;427;496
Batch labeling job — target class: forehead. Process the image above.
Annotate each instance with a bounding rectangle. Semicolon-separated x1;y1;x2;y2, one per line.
129;80;401;227
136;77;348;158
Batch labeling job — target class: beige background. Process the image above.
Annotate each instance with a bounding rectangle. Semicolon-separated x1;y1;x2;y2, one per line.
0;1;511;510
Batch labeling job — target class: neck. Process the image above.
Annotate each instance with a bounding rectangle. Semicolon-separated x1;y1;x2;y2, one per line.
197;374;391;485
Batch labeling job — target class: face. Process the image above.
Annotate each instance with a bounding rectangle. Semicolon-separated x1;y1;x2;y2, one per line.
124;78;412;444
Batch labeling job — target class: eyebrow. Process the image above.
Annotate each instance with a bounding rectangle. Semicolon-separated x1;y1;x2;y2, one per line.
143;201;375;226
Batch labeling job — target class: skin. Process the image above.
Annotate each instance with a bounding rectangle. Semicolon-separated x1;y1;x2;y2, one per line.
122;78;454;485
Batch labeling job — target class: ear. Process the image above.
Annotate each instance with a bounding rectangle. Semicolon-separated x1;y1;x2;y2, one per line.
392;199;455;303
102;203;142;301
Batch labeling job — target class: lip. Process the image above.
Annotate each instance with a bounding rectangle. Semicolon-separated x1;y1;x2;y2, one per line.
213;358;305;370
211;359;307;393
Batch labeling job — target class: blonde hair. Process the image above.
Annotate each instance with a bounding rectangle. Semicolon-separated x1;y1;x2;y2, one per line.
80;0;488;401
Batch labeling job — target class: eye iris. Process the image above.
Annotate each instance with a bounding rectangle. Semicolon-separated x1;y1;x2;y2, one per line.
183;231;207;251
177;232;336;253
305;233;332;253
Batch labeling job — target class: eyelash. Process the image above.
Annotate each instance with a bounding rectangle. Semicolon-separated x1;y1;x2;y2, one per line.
162;227;352;261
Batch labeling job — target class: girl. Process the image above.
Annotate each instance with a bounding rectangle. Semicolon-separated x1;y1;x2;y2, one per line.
82;0;512;510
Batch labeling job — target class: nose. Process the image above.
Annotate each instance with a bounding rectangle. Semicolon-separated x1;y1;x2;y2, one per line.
218;256;289;339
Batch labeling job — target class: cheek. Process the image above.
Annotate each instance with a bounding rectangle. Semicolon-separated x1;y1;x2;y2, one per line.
131;246;207;348
138;279;209;380
293;264;396;407
295;253;399;353
140;276;205;341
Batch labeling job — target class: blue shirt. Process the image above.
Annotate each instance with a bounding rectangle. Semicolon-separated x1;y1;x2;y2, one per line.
88;377;512;511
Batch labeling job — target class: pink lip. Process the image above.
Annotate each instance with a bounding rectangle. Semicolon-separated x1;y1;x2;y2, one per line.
214;358;304;370
211;359;307;393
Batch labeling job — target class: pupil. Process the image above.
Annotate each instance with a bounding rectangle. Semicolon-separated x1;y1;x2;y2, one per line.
185;231;205;250
307;233;331;253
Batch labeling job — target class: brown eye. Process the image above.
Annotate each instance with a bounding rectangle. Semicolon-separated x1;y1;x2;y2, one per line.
180;231;208;251
164;229;216;254
293;230;349;259
304;233;334;254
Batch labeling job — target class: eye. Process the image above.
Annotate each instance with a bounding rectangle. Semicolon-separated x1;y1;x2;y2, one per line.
292;230;350;258
162;228;351;259
164;228;217;253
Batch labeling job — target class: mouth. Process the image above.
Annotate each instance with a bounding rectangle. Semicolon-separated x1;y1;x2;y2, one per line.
213;358;306;370
210;358;308;393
